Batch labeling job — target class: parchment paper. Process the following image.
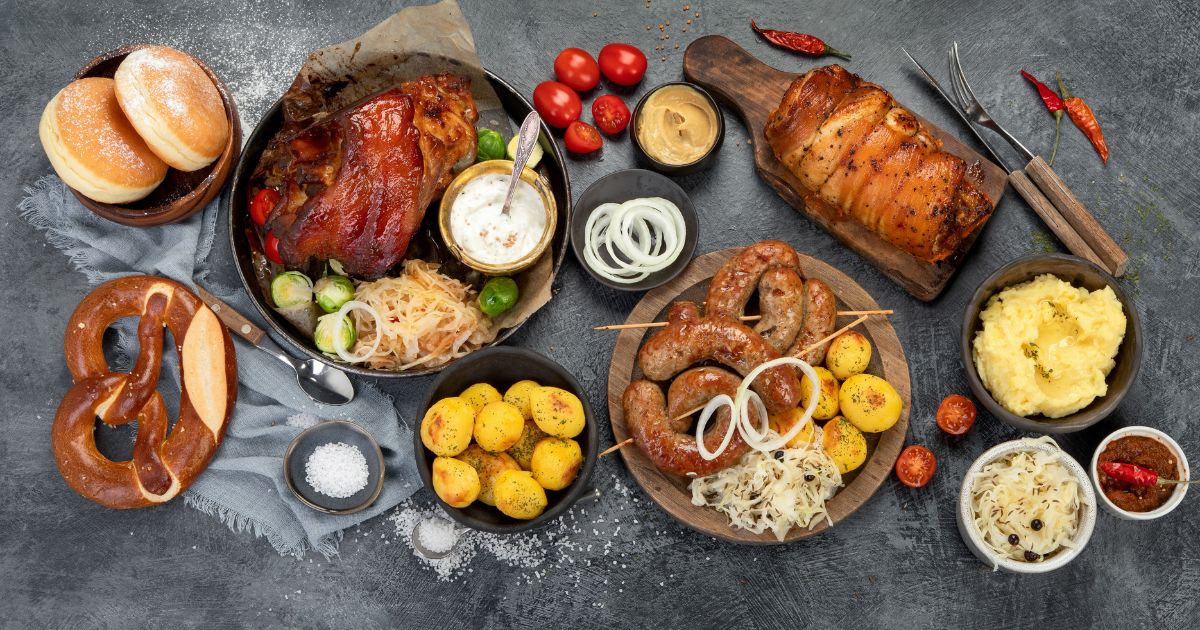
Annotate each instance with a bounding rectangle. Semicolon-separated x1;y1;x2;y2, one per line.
260;0;553;345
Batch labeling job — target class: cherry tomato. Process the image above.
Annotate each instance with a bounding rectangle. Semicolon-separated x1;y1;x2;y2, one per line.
264;230;283;264
553;48;600;92
249;188;281;226
564;120;603;153
597;43;647;86
532;81;582;128
896;445;936;488
591;94;631;134
936;394;977;435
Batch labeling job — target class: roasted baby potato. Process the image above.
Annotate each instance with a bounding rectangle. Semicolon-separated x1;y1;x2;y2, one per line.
507;419;551;470
826;331;872;381
460;383;503;414
431;456;480;508
839;374;902;433
494;470;548;520
421;397;476;457
531;438;583;491
503;380;541;420
768;408;823;449
821;416;867;474
799;366;840;420
456;445;521;506
531;386;586;438
474;401;526;452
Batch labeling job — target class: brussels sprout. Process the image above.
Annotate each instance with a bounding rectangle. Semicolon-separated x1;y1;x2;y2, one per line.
507;135;543;169
476;128;506;162
270;271;313;309
314;313;356;354
314;275;356;313
479;277;519;317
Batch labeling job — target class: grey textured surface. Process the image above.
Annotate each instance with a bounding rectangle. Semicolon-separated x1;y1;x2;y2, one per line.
2;0;1197;628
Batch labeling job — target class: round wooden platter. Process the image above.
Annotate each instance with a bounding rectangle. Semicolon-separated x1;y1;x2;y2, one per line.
606;247;911;544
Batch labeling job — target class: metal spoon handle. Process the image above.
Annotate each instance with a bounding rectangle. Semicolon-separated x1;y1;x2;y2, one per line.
502;111;541;216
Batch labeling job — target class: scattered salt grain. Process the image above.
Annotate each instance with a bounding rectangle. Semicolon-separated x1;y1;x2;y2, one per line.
305;442;369;498
286;413;322;429
417;518;460;554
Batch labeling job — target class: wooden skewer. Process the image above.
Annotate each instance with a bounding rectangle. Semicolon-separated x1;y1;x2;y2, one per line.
669;403;709;424
598;438;634;457
593;310;892;331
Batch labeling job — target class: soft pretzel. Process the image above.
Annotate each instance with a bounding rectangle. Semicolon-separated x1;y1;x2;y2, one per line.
53;276;237;508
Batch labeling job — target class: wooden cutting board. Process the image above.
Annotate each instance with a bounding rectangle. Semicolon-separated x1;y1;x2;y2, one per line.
682;35;1008;301
607;248;910;544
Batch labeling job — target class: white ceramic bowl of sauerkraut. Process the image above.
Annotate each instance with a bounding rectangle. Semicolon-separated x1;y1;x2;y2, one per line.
957;437;1097;573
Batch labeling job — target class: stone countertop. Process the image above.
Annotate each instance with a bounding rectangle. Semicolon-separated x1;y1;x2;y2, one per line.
2;0;1197;628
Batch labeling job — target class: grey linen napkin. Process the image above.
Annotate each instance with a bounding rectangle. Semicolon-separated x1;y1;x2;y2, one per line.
19;175;420;557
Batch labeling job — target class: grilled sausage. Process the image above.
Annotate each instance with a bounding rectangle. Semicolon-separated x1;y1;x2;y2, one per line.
705;240;803;322
624;367;751;477
753;267;806;354
786;278;837;365
638;302;802;414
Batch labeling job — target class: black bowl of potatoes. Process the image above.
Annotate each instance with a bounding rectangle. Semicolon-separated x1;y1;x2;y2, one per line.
415;346;598;534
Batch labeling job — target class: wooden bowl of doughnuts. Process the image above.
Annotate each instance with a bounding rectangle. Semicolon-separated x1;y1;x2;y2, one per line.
62;45;241;227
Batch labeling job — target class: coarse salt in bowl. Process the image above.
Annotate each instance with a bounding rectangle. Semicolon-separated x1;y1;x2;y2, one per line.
956;438;1097;573
1090;426;1189;521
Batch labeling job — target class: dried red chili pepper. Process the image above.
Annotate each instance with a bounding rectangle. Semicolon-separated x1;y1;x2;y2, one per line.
750;19;850;59
1100;462;1200;486
1056;71;1109;163
1021;70;1064;166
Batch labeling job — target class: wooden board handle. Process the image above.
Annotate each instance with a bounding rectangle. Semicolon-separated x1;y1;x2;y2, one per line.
683;35;793;122
194;286;265;345
1025;156;1128;276
1008;171;1107;270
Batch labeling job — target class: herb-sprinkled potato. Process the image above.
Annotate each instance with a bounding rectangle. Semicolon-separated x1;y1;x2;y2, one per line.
839;374;902;433
799;366;840;420
768;408;823;449
459;383;503;414
821;416;867;474
456;445;521;506
825;331;872;381
494;470;548;520
531;438;583;491
531;387;586;438
507;419;551;470
503;380;541;420
474;401;526;452
421;397;476;457
431;456;480;508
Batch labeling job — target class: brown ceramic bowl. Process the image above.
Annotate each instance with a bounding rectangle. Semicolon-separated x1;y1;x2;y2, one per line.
960;253;1143;434
69;45;241;227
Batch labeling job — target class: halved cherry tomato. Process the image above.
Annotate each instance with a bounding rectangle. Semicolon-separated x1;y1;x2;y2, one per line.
591;94;631;134
532;81;582;128
936;394;977;435
564;120;603;153
250;188;281;226
598;43;647;86
896;445;936;488
264;230;283;264
554;48;600;92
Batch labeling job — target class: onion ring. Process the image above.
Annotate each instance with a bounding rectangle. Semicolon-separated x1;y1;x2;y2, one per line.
696;357;823;458
583;197;686;284
332;300;383;364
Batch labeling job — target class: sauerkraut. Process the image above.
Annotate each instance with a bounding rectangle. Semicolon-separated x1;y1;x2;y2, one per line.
969;437;1082;566
690;438;842;541
349;260;492;370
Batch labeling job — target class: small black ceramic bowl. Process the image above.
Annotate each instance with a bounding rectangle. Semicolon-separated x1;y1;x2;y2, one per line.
283;421;385;514
415;347;598;534
569;169;699;291
630;82;725;176
960;253;1142;434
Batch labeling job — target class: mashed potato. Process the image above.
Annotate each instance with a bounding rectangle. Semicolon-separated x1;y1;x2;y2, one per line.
973;274;1126;418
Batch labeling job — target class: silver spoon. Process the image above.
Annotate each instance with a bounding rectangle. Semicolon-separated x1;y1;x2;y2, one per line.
501;111;541;216
197;287;355;406
412;487;603;560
